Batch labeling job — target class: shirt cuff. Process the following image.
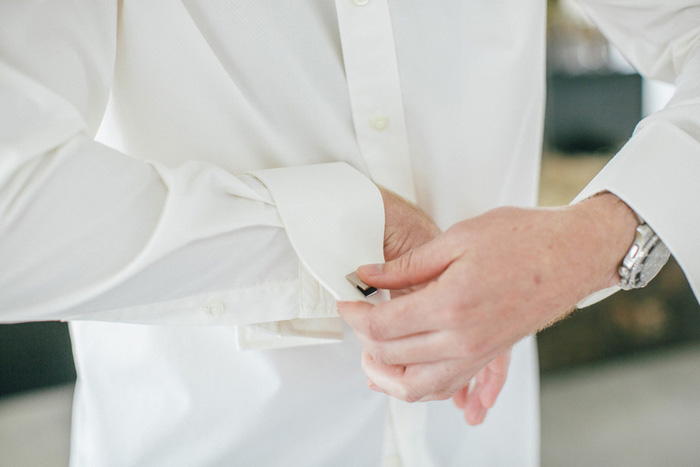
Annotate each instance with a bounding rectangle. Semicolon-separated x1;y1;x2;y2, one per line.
249;162;385;302
241;162;386;349
573;121;700;307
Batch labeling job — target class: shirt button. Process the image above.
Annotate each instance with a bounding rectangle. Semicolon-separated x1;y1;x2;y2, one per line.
352;0;370;5
370;115;390;131
383;454;401;467
207;300;224;316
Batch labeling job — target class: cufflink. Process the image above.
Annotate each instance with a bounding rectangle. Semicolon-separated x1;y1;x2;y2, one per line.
345;271;377;297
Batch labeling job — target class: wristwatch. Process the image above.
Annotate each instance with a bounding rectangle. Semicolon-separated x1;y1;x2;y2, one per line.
618;222;671;290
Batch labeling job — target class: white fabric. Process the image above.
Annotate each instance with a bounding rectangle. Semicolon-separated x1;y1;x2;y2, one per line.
0;0;697;465
574;0;700;307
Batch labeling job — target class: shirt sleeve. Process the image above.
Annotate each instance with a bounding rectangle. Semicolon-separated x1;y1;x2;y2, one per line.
572;0;700;305
0;1;385;325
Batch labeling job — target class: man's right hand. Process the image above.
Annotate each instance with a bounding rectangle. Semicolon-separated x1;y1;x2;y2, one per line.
379;187;440;265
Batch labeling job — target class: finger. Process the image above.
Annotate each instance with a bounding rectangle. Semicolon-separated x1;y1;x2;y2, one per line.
362;351;423;402
361;351;407;396
337;300;374;320
337;300;381;338
339;284;444;341
452;384;470;409
463;398;488;426
357;235;453;290
458;352;512;425
410;361;475;402
460;374;488;425
365;357;473;403
478;351;511;409
464;351;511;411
355;329;463;366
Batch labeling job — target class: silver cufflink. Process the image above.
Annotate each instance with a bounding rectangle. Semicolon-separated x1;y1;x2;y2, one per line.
345;271;377;297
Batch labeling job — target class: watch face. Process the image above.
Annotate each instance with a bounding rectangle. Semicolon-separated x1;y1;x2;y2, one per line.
638;241;671;286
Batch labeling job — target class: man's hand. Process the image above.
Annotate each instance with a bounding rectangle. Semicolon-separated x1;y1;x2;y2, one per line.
350;187;515;423
339;193;638;403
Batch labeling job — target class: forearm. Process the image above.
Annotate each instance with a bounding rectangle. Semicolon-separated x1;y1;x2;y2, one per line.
0;1;390;326
0;131;379;325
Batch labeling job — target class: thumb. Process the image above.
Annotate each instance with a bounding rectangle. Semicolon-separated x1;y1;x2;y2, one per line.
357;236;452;290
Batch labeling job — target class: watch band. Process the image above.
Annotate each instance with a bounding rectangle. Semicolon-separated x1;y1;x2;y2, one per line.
618;223;670;290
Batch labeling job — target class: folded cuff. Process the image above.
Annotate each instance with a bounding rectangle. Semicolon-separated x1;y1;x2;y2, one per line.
241;162;386;348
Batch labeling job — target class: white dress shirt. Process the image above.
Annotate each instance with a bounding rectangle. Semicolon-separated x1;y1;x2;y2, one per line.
0;0;698;466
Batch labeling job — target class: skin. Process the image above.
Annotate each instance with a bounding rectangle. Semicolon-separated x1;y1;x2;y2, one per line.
341;192;638;417
375;187;518;424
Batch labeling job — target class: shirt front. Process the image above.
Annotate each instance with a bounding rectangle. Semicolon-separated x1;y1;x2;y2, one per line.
1;0;699;466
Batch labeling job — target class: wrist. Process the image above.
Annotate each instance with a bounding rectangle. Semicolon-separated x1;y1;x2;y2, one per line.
377;185;441;262
569;192;639;291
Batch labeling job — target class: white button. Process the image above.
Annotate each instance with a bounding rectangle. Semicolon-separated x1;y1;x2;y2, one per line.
383;454;401;467
207;300;224;316
370;115;390;131
352;0;370;5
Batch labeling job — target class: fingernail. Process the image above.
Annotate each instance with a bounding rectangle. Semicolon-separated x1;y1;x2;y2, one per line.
359;263;383;276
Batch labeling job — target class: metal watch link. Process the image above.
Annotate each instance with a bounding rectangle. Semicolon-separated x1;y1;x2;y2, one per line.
618;223;670;290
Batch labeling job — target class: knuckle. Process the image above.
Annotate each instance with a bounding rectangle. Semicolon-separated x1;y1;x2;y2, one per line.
390;380;412;403
450;336;482;361
366;317;386;341
456;338;477;358
360;353;372;374
393;386;408;401
434;388;456;401
369;343;387;365
464;338;486;359
376;346;400;366
396;385;420;403
396;249;417;274
455;292;476;310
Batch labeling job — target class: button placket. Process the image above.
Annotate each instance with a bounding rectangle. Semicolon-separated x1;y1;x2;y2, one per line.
334;0;416;203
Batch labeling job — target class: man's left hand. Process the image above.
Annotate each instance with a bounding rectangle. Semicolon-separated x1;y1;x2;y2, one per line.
366;187;514;423
339;193;638;403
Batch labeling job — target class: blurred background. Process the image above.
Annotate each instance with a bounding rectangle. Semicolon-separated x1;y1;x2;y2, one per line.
539;1;700;465
1;1;699;465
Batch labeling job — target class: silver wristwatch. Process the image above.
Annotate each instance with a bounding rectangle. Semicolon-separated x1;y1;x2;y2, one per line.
618;223;670;290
